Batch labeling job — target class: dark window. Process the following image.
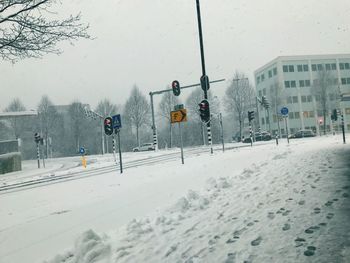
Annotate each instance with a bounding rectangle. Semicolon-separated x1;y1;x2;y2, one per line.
258;90;262;97
301;96;307;102
345;63;350;69
305;80;311;87
268;70;272;78
340;63;344;70
317;64;323;71
292;96;298;103
289;112;294;119
285;81;290;88
283;65;288;72
287;97;292;103
299;80;305;87
261;74;265;81
294;112;300;119
289;65;294;72
303;64;309;71
326;64;331;70
291;80;296;87
341;78;346;85
309;111;315;117
331;63;336;70
312;64;317;71
297;65;303;72
347;78;350;84
273;67;277;75
307;95;312;102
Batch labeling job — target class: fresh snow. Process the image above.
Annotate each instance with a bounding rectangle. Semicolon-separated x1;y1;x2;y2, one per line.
0;137;349;263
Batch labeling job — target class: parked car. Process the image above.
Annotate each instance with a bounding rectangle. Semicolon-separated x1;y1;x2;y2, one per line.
289;129;316;139
254;131;272;141
132;143;155;152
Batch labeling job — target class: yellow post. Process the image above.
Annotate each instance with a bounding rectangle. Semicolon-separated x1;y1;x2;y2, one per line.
82;156;87;168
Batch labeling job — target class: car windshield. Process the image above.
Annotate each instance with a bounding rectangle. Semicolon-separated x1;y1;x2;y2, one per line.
1;1;349;263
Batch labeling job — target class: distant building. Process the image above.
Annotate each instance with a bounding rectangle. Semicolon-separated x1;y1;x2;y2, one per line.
254;54;350;136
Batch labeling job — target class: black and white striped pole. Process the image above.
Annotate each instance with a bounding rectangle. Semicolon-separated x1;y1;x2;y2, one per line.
112;134;117;163
34;133;41;168
341;111;346;144
249;122;253;147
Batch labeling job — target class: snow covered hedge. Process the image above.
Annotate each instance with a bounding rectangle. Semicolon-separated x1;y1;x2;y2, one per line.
0;152;22;174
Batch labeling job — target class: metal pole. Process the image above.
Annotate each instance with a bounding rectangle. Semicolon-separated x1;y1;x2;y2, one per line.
149;92;158;151
179;123;184;164
117;130;123;173
249;122;253;147
112;133;116;163
36;142;40;168
341;113;346;144
285;117;289;144
267;108;271;134
195;0;213;155
41;144;45;168
220;113;225;152
101;121;105;155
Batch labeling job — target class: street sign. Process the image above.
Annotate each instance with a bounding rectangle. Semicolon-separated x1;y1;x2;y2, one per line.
281;107;289;116
174;104;184;111
79;147;85;155
112;114;122;129
171;109;187;123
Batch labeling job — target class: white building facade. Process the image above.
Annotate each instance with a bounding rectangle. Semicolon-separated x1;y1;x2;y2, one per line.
254;54;350;136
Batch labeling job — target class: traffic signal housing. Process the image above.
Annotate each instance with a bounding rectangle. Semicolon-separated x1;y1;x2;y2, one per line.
198;99;210;123
104;117;113;136
200;75;210;91
172;80;181;96
261;96;270;109
332;109;338;121
34;133;41;143
248;111;255;122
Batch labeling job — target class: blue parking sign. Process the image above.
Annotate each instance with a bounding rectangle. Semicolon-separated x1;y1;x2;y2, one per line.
281;107;289;116
112;114;122;129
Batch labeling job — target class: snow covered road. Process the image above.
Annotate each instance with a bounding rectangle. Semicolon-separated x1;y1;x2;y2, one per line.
0;137;349;263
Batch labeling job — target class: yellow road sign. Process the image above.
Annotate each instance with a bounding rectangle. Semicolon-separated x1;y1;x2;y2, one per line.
171;109;187;123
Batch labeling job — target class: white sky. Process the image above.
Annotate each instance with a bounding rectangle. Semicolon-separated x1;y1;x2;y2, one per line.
1;0;350;111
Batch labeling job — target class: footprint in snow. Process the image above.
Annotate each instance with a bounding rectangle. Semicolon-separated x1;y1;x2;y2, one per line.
294;237;306;247
326;213;334;219
324;201;333;207
313;207;321;214
298;200;305;205
251;236;262;246
343;193;349;198
267;212;275;219
304;246;316;256
282;223;291;231
305;225;320;234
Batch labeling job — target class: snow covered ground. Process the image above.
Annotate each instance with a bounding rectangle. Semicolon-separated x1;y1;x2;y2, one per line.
0;136;349;263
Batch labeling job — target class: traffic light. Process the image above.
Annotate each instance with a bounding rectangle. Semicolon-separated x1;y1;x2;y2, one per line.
261;96;270;109
34;133;41;143
198;99;210;123
172;80;181;96
248;111;255;122
104;117;113;136
200;75;210;91
332;109;338;121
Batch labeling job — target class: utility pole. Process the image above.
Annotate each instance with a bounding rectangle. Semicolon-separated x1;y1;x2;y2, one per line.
195;0;213;154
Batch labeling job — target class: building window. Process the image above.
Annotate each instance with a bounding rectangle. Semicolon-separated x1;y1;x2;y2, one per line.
258;90;262;97
345;63;350;69
326;64;331;70
294;112;300;119
303;111;309;118
312;64;317;71
347;78;350;84
285;81;290;88
297;65;303;72
283;65;288;72
346;108;350;115
287;97;292;104
341;78;346;85
289;112;294;119
317;64;323;71
301;95;307;103
303;64;309;71
273;67;277;75
309;111;315;117
261;74;265;81
291;80;296;88
257;76;260;83
289;65;294;72
293;96;298;103
268;70;272;78
305;80;311;87
299;80;305;87
340;63;345;70
331;63;336;70
307;95;312;102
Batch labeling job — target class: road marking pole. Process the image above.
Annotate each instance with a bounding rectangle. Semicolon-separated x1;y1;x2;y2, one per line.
117;129;123;173
179;123;184;164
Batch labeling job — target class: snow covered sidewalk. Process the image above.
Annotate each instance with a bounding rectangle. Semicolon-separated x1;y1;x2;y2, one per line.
46;137;350;263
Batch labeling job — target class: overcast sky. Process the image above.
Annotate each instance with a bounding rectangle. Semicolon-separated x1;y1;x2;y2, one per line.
1;0;350;111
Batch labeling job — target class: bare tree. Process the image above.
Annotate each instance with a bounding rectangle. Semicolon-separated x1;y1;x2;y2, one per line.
0;0;90;62
124;86;150;147
158;89;180;148
224;72;255;140
37;95;58;157
312;69;339;135
4;97;26;138
68;101;85;152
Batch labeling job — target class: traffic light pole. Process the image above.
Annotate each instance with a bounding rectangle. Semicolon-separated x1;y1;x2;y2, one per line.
36;141;40;169
149;92;158;152
196;0;213;154
219;113;225;152
341;112;346;144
